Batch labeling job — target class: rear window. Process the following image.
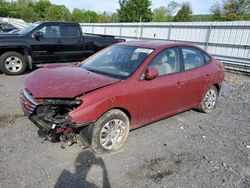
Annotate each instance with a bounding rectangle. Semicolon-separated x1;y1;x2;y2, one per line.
62;25;80;37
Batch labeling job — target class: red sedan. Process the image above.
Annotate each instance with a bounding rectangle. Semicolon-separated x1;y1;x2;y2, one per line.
20;41;225;153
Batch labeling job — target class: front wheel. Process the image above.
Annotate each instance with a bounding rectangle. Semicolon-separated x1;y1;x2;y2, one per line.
198;86;219;113
0;51;27;75
85;109;130;154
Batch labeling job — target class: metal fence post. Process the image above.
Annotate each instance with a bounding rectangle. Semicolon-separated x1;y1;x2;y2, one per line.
119;25;122;37
205;24;212;50
140;24;143;40
168;24;172;41
246;24;250;58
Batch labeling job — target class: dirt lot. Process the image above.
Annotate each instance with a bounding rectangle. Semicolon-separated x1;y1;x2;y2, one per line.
0;70;249;188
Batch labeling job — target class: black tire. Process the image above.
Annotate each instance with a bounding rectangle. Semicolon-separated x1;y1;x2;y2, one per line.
197;86;219;113
0;51;27;75
81;109;130;154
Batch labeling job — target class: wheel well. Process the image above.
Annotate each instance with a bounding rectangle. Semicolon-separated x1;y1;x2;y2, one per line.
0;48;29;57
213;84;221;93
115;107;132;121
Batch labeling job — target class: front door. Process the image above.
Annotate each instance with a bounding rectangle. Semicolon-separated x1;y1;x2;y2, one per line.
29;23;62;63
136;47;186;127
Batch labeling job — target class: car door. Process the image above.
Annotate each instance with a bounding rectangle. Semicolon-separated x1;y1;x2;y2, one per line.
136;47;186;126
180;47;211;109
60;24;85;62
29;23;62;63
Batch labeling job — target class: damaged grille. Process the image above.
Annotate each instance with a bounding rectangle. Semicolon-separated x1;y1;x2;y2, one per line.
20;89;38;115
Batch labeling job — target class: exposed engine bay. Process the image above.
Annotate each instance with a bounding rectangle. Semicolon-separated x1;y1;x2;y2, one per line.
29;99;85;146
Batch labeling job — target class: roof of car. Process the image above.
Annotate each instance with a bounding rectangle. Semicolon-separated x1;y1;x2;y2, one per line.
117;40;192;49
34;21;78;25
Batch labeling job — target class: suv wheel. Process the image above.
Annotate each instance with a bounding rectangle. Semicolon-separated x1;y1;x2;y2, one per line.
0;51;27;75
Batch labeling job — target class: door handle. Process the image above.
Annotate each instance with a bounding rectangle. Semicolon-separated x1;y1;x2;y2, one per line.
176;81;184;88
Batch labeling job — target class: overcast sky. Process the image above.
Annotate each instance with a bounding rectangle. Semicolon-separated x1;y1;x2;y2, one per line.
50;0;218;15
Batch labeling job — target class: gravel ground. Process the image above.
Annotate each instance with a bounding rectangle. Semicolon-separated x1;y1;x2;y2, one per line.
0;71;249;188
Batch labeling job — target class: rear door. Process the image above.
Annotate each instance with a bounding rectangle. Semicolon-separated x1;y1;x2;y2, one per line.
136;47;186;126
60;24;85;62
180;47;211;109
29;23;62;63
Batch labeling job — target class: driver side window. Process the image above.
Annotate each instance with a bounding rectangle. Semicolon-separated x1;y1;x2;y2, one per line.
36;25;61;38
148;48;180;76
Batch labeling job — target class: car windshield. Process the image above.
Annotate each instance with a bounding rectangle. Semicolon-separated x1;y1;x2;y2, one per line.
81;45;154;79
18;23;39;35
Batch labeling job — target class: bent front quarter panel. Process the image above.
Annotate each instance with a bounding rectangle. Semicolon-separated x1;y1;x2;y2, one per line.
69;79;140;128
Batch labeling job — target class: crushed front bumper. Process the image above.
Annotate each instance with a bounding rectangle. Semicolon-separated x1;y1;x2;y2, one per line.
19;88;38;116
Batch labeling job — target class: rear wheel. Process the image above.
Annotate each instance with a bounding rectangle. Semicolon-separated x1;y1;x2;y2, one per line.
0;51;27;75
198;86;218;113
82;109;130;154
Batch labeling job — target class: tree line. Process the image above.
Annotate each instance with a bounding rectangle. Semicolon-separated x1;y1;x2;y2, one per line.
0;0;249;23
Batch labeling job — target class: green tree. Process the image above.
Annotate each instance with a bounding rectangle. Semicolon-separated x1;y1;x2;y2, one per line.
17;0;33;7
210;0;250;21
167;1;179;16
33;0;52;20
111;12;119;22
45;5;71;21
210;2;224;20
82;10;98;23
71;8;85;22
0;0;9;17
152;2;179;22
153;6;170;22
98;12;112;23
192;14;213;21
19;5;39;22
7;2;21;18
173;2;192;22
118;0;153;22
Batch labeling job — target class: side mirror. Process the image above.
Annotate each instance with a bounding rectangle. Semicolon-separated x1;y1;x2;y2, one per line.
33;31;43;40
145;67;159;80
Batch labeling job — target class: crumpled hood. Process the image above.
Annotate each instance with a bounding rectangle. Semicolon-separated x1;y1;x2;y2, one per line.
24;65;120;98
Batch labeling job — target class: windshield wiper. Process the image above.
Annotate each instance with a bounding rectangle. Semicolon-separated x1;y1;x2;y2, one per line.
82;66;125;79
83;67;103;74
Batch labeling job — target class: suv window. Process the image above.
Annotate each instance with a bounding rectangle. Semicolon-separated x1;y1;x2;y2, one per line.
37;25;61;38
182;47;205;70
62;25;80;37
148;48;180;76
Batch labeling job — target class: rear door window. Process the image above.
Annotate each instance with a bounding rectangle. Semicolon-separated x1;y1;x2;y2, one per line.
62;25;80;38
181;47;205;70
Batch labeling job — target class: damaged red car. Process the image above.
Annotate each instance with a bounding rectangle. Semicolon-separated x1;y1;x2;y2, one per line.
20;41;224;153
